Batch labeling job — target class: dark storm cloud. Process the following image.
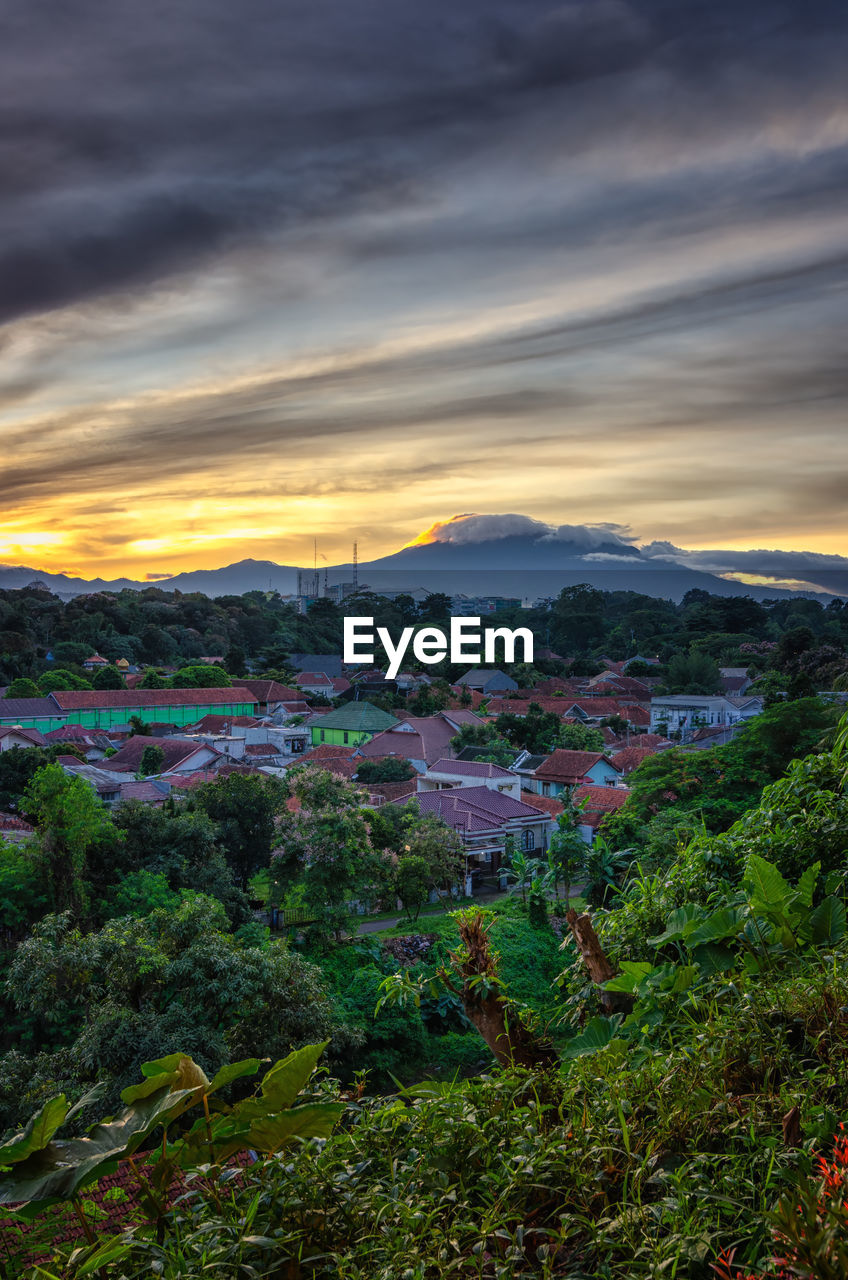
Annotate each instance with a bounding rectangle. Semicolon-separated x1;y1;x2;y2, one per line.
2;0;847;323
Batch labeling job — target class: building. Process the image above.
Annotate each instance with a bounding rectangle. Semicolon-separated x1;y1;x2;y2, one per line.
355;711;486;771
235;680;303;715
103;736;223;774
532;749;622;797
417;758;521;800
306;700;399;748
415;785;553;882
649;694;764;736
0;687;260;733
0;725;45;751
295;672;351;698
455;669;519;693
573;784;631;843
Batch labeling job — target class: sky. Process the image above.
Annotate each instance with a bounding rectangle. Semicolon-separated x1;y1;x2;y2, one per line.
1;0;847;581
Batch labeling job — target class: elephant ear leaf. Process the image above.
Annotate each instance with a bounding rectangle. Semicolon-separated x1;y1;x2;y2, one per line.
255;1042;330;1111
0;1096;68;1167
744;854;790;908
809;896;846;946
0;1084;196;1209
238;1102;344;1157
794;862;820;910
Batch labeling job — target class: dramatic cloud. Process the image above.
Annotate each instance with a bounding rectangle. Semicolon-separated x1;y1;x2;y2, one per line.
0;0;846;576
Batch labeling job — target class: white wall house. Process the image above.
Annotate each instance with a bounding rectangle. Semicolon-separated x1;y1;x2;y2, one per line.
649;694;764;736
417;759;522;800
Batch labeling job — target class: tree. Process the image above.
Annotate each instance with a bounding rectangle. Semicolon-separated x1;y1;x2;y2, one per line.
394;855;430;922
108;801;250;924
37;669;93;693
23;764;114;916
92;664;124;690
172;665;233;688
193;772;286;890
128;715;151;736
138;669;170;689
6;677;40;698
546;797;586;901
4;897;340;1115
355;757;415;784
0;840;47;940
662;651;721;695
138;743;165;777
272;766;381;942
557;722;605;753
496;702;563;754
401;814;465;901
223;645;247;677
0;746;50;811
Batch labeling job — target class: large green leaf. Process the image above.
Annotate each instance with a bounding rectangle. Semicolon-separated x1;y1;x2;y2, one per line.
242;1102;344;1154
743;854;790;908
809;896;847;945
648;904;703;947
686;906;744;949
255;1041;329;1110
139;1054;210;1091
690;943;737;976
207;1059;261;1095
0;1096;68;1167
0;1085;196;1208
794;862;821;909
604;962;656;994
562;1016;624;1058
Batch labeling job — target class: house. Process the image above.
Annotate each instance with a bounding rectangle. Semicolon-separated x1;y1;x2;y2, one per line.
455;669;518;694
0;687;261;733
355;711;486;771
289;653;345;677
532;749;622;796
103;736;223;774
719;667;754;696
573;785;631;843
235;680;303;715
0;812;36;843
606;745;660;776
649;694;764;737
82;653;111;672
296;671;351;698
509;750;549;786
57;761;172;807
42;725;113;760
417;759;522;800
0;725;46;751
415;786;553;882
306;700;399;748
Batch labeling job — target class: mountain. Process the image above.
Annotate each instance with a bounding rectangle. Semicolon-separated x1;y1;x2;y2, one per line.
0;559;299;599
1;517;844;602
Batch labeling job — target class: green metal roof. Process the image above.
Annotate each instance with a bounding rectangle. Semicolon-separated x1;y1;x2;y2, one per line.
306;701;399;732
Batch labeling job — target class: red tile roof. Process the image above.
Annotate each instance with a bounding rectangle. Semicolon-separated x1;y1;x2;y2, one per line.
186;714;263;733
608;745;658;775
519;791;564;818
48;687;259;711
426;758;515;779
0;811;35;833
534;750;620;785
301;744;357;761
574;784;630;830
416;785;549;834
105;736;220;773
236;680;301;702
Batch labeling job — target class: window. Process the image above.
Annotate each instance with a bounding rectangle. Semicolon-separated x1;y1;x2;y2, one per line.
542;782;550;797
521;830;535;852
343;731;349;744
320;729;325;742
